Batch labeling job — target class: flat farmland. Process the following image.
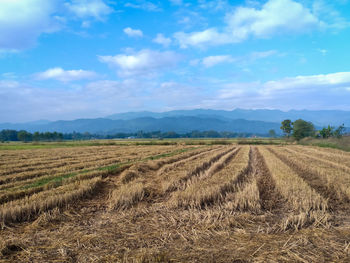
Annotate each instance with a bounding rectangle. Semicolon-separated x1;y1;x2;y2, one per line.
1;143;350;262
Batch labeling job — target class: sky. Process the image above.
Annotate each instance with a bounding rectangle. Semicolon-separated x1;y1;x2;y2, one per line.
0;0;350;122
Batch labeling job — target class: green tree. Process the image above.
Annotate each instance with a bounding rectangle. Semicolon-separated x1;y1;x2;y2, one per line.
17;130;32;142
33;132;41;141
319;125;334;139
268;129;276;138
280;119;293;137
292;119;315;140
334;124;346;138
0;130;18;141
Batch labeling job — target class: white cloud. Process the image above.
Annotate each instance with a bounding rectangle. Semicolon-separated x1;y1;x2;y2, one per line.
215;72;350;101
123;27;143;37
0;0;60;51
36;68;98;82
65;0;112;20
174;28;230;48
2;72;350;122
312;0;350;30
98;49;180;77
175;9;207;31
191;50;276;68
207;72;350;111
198;0;229;11
263;72;350;94
124;2;161;12
249;50;277;60
175;0;322;48
317;48;328;55
226;0;320;39
0;0;114;51
153;34;172;47
202;55;234;67
0;80;20;90
0;79;142;122
156;82;205;109
85;80;137;99
217;82;258;99
0;78;205;122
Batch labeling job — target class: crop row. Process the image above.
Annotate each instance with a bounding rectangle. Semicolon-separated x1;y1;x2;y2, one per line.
1;144;349;230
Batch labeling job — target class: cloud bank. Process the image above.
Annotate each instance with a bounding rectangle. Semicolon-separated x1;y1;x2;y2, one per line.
98;49;180;77
36;68;98;82
175;0;322;48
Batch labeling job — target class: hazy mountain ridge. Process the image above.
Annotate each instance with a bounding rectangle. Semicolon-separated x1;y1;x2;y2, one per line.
1;109;349;135
0;116;281;135
107;109;350;126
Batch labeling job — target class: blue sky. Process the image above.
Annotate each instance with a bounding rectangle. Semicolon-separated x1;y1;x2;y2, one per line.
0;0;350;122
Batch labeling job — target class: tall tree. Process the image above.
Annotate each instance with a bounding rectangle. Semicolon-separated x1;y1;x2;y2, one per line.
17;130;32;142
292;119;315;140
280;119;293;137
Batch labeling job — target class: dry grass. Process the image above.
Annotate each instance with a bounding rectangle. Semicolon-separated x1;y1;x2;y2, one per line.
2;144;350;262
0;144;197;223
120;146;216;184
293;145;350;167
0;145;191;185
156;147;220;177
287;146;350;172
161;147;234;193
282;211;331;231
0;177;102;225
269;146;350;203
0;168;113;205
172;146;249;208
259;147;328;212
109;146;218;209
224;178;261;212
109;182;147;210
259;147;330;230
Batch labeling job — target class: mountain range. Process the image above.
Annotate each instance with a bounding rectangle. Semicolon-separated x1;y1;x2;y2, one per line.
107;109;350;126
0;109;348;135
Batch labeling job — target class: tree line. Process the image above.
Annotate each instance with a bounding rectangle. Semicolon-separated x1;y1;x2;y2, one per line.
1;121;347;142
0;130;64;142
0;129;266;142
280;119;346;140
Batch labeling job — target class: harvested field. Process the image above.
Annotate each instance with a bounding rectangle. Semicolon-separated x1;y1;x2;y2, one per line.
1;143;350;262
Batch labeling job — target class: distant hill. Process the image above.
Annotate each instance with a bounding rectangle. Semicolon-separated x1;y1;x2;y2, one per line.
107;109;350;126
0;116;282;135
1;109;349;135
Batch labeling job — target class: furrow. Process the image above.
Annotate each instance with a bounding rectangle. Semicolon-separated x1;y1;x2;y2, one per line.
254;147;285;211
171;147;247;208
0;177;102;224
120;146;219;184
259;146;330;230
267;146;350;211
109;146;233;210
163;147;236;193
